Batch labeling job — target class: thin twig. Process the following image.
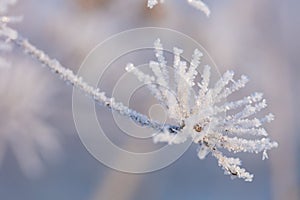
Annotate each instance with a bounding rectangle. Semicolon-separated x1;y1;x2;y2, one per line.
9;29;180;133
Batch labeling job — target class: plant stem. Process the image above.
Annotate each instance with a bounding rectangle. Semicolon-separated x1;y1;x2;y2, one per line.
10;29;180;133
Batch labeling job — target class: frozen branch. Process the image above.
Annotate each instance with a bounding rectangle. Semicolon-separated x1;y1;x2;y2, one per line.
6;28;180;134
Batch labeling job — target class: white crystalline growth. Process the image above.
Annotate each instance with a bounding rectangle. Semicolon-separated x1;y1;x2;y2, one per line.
148;0;210;17
147;0;161;9
126;39;278;181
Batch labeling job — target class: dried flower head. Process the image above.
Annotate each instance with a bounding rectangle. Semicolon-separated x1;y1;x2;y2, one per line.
126;39;278;181
147;0;210;17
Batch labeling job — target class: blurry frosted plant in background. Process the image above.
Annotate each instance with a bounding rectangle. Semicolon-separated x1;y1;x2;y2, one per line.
126;39;278;181
148;0;210;17
0;0;61;177
0;61;61;177
0;0;20;68
0;0;15;13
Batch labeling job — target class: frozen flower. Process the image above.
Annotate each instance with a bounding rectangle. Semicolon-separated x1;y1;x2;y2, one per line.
0;60;61;177
147;0;210;17
126;39;278;181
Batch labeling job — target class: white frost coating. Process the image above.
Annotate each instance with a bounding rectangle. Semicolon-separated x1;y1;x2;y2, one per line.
212;150;253;182
4;29;179;135
186;49;202;87
147;0;165;9
153;39;168;87
127;39;278;181
187;0;210;17
148;0;210;17
153;131;187;145
126;62;165;105
147;0;159;9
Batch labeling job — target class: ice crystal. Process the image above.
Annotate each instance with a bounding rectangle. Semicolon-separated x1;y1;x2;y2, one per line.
126;39;278;181
147;0;210;17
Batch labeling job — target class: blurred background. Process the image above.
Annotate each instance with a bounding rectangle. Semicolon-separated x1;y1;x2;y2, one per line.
0;0;299;199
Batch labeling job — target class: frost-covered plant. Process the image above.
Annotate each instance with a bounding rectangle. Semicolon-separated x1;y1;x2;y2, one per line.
126;39;278;181
0;0;278;181
3;23;278;182
147;0;210;17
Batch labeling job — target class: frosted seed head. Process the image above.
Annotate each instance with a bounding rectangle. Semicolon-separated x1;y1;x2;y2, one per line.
126;39;278;181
